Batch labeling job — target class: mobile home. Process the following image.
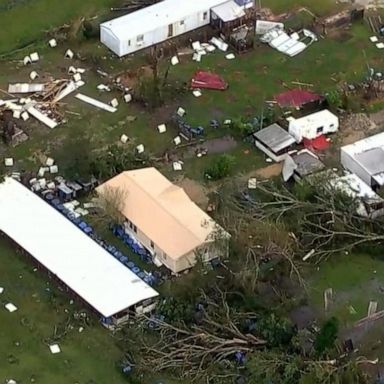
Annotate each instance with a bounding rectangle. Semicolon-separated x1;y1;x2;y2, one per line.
287;109;339;143
101;0;232;57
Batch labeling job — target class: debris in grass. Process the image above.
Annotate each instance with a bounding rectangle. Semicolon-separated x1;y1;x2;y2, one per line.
23;56;31;65
171;56;179;65
0;287;4;294
225;53;235;60
21;111;29;121
136;144;144;153
173;136;181;145
110;98;119;108
5;303;18;312
4;158;14;167
157;124;166;133
248;178;257;189
120;134;129;143
192;89;202;97
48;38;57;48
50;165;58;174
368;301;378;317
30;52;39;62
73;73;82;82
65;49;74;59
97;84;111;92
376;43;384;49
192;41;201;50
29;71;39;80
75;93;117;113
173;161;183;171
370;36;378;42
45;157;54;167
177;107;186;117
49;344;61;354
124;94;132;103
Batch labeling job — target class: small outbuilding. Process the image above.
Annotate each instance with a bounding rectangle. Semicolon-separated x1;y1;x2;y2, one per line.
341;131;384;189
282;150;325;182
287;109;339;143
253;123;296;162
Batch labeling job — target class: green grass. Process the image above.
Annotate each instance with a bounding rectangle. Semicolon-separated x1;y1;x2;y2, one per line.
309;253;384;326
0;0;119;54
267;0;340;16
0;238;127;384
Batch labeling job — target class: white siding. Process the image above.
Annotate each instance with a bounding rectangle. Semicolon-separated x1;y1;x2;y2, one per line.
340;149;372;186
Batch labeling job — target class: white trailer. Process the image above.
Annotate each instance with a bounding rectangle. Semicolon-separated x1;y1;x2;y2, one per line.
100;0;229;57
287;109;339;143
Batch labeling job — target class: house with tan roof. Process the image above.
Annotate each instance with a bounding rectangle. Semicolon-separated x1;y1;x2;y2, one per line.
96;168;230;273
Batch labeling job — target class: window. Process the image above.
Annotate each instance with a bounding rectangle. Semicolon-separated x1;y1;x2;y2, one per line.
203;11;208;20
133;225;137;233
129;221;133;229
150;240;154;248
137;34;144;43
162;252;167;260
316;126;323;134
127;40;131;46
180;19;185;26
168;24;173;38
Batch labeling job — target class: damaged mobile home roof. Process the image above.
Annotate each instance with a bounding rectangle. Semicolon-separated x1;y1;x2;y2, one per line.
101;0;227;41
275;89;323;108
253;123;296;153
96;167;229;260
0;178;158;317
211;0;245;22
341;131;384;185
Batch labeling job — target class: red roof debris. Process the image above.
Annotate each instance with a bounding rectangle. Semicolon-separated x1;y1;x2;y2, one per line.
275;89;323;108
303;135;330;151
191;71;228;91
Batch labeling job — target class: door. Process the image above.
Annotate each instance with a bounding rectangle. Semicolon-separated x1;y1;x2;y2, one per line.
168;23;173;38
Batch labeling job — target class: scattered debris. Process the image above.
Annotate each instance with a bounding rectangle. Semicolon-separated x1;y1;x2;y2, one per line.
120;134;129;143
97;84;111;92
0;287;4;294
65;49;74;59
4;158;14;167
50;165;58;174
21;111;29;121
255;20;284;35
171;56;179;65
75;93;117;113
27;106;58;129
370;36;378;43
173;136;181;145
225;53;235;60
157;124;166;133
48;38;57;48
29;71;39;80
5;303;18;312
248;178;257;189
124;94;132;103
302;248;315;261
73;73;82;82
367;301;378;317
30;52;39;62
173;161;183;171
8;83;45;93
53;80;84;103
49;344;61;354
177;107;186;117
324;288;333;311
23;56;31;65
191;71;228;90
192;89;202;97
136;144;144;153
210;37;228;51
110;98;119;108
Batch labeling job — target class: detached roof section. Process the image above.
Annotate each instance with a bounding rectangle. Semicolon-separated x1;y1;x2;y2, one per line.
253;123;296;153
211;0;245;22
275;89;323;108
96;168;229;260
101;0;227;40
0;178;158;318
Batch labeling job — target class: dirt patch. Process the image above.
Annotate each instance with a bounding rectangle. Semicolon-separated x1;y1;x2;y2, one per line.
186;135;238;158
117;65;153;90
341;130;365;146
177;177;209;209
255;163;283;179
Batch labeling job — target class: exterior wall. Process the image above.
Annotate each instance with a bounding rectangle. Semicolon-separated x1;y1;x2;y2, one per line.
105;9;212;57
288;115;339;142
100;28;121;56
255;140;289;162
340;150;371;186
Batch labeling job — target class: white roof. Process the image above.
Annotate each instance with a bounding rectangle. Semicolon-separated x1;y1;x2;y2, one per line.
341;131;384;181
291;109;337;126
0;178;158;317
101;0;226;40
211;0;245;22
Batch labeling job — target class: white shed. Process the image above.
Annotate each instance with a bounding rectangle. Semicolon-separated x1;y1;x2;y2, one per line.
341;131;384;188
287;109;339;143
100;0;229;57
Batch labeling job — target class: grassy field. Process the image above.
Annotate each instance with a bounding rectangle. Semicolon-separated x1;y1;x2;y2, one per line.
309;253;384;326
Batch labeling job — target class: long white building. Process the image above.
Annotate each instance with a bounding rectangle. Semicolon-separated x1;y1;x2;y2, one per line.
0;178;158;325
100;0;252;56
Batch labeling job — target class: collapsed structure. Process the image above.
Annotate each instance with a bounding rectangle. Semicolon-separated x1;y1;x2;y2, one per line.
96;168;230;273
